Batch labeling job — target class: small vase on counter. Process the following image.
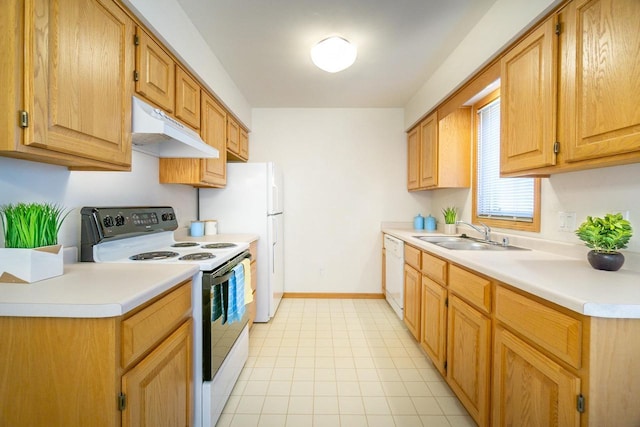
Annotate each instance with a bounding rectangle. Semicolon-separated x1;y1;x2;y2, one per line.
443;223;457;235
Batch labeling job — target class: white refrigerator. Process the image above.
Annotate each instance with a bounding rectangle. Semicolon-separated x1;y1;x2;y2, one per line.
198;162;284;322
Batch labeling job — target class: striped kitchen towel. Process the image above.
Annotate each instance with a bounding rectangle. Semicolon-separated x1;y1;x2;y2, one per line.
211;283;224;322
225;263;246;324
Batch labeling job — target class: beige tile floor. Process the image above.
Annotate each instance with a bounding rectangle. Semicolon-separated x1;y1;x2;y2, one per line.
216;298;475;427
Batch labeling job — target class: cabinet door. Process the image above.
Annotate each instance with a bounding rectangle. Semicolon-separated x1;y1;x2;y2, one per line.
447;295;490;426
500;16;558;174
437;108;471;188
239;128;249;160
227;116;240;154
419;113;438;188
420;276;447;375
24;0;133;168
560;0;640;162
407;126;420;190
175;66;200;130
201;92;227;186
122;319;193;427
493;326;580;427
403;263;421;340
135;27;175;112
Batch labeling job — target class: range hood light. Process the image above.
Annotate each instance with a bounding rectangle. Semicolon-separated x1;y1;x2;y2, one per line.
131;96;219;158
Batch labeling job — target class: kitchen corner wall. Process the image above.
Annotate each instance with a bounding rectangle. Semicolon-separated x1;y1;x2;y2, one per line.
250;108;431;294
430;162;640;254
0;152;197;253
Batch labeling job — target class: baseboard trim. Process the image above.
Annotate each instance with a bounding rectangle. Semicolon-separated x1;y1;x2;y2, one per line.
283;292;385;299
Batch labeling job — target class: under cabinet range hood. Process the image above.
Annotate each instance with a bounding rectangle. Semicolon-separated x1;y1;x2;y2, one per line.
131;96;219;158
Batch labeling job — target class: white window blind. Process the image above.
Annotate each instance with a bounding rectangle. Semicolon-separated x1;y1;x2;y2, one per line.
477;98;534;221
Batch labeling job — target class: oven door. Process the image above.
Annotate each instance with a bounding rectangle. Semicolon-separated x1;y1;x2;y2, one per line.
202;251;250;381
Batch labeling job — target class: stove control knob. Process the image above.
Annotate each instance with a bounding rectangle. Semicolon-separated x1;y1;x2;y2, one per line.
103;215;114;228
115;215;125;227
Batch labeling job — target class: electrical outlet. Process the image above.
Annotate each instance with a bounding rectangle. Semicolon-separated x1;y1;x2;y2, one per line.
559;211;577;232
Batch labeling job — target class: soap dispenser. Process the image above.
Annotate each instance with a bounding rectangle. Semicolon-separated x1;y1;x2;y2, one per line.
413;214;424;230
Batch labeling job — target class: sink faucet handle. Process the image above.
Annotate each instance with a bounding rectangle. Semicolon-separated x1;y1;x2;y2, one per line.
478;222;491;240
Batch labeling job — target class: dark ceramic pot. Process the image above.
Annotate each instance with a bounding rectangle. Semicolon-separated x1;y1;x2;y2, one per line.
587;250;625;271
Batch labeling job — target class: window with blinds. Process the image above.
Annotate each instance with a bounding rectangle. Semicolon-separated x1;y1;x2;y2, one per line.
476;98;535;222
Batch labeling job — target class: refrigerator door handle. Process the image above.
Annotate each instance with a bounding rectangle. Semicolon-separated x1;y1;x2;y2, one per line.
272;219;277;274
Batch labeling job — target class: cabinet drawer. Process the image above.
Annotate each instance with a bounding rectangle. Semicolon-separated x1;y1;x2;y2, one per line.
404;245;421;270
421;252;447;285
449;265;491;314
249;240;258;261
495;286;582;369
122;281;192;369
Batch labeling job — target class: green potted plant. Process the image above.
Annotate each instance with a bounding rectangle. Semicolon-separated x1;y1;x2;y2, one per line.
442;206;457;235
575;213;633;271
0;202;68;283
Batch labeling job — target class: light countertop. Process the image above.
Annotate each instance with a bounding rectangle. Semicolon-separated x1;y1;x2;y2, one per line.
173;229;259;244
383;228;640;319
0;232;256;319
0;263;199;318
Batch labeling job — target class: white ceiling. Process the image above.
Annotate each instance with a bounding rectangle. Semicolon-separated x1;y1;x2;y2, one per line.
175;0;499;108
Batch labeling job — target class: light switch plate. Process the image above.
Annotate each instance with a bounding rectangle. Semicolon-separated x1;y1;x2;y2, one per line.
559;211;576;232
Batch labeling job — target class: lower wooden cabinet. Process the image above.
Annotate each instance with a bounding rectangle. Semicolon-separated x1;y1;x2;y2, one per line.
492;326;580;427
0;280;193;427
403;263;421;340
122;319;193;427
400;243;640;426
420;276;447;375
447;294;491;426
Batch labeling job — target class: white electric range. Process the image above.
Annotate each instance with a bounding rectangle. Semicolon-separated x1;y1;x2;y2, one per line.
80;206;250;427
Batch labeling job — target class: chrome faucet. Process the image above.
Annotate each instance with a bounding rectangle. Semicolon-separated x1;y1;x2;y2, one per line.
456;220;491;242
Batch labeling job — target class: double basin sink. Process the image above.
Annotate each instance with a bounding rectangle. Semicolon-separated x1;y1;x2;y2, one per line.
413;235;529;251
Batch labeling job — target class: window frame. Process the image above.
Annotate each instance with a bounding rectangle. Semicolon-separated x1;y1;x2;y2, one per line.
471;88;541;232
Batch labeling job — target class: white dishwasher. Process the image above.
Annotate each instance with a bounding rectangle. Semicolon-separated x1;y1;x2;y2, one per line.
384;234;404;320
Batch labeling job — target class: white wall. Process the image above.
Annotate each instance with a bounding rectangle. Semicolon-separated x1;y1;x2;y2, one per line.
0;152;197;253
404;0;560;129
249;108;431;294
429;162;640;254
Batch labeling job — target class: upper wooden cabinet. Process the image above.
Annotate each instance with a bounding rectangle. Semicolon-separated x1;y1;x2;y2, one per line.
559;0;640;164
500;15;558;174
135;27;175;113
160;91;227;187
226;116;249;162
0;0;133;170
419;113;438;188
407;127;420;190
407;108;471;191
239;128;250;159
175;66;201;130
501;0;640;176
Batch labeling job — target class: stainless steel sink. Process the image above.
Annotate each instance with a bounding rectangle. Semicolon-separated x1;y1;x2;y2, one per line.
413;235;467;243
414;235;529;251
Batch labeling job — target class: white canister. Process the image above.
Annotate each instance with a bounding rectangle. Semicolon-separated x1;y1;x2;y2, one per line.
204;220;218;235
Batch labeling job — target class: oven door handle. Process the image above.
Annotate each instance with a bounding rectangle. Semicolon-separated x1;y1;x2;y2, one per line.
210;271;234;286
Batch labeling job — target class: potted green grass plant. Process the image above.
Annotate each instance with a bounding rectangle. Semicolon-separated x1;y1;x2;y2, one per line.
442;206;457;235
575;213;633;271
0;202;68;283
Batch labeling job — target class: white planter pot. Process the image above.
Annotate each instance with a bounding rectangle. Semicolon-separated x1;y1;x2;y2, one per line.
443;224;457;235
0;245;63;283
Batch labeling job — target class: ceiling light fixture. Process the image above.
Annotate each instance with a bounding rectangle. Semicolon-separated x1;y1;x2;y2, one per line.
310;36;357;73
